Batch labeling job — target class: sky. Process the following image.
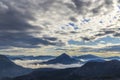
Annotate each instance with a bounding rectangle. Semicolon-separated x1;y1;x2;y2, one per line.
0;0;120;56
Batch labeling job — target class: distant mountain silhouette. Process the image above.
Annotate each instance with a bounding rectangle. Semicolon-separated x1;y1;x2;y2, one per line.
12;60;120;80
29;55;55;60
0;55;32;79
40;53;80;64
7;55;55;60
87;58;105;62
74;54;101;59
74;54;105;62
105;56;120;60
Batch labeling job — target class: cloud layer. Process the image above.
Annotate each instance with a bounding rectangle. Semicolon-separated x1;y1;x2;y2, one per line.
0;0;120;49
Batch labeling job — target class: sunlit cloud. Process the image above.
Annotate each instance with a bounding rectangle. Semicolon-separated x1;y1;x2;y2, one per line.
0;0;120;55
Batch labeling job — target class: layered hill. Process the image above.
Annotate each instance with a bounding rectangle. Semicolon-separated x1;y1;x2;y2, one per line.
12;60;120;80
0;55;32;79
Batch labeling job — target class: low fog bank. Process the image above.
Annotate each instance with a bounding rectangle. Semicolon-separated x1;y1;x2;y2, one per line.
13;60;83;69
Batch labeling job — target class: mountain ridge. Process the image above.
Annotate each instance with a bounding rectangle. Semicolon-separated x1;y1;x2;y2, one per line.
12;60;120;80
40;53;80;64
0;55;32;80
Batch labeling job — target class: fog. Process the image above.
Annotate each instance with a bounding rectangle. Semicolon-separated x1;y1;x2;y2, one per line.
13;60;83;69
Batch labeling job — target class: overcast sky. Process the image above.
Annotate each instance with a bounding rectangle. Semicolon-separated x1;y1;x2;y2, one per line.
0;0;120;55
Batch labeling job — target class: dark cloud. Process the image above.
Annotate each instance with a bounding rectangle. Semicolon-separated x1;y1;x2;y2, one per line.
105;0;113;6
71;0;88;14
71;0;114;15
95;33;106;37
92;27;119;41
0;0;57;49
70;31;79;34
43;36;58;41
118;0;120;3
81;37;91;41
69;17;78;22
55;31;68;35
56;40;65;46
95;30;115;37
0;1;35;31
91;4;104;14
0;32;56;48
104;31;115;34
113;33;120;37
84;29;120;41
80;45;120;52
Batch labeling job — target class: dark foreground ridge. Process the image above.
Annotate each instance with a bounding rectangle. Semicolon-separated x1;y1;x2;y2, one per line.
12;60;120;80
0;55;32;80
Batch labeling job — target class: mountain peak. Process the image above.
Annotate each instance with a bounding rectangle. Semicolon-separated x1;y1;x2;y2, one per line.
57;53;70;59
40;53;79;64
61;53;68;56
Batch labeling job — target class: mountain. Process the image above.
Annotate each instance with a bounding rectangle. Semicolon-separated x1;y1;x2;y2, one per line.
40;53;80;64
7;55;55;60
30;56;55;60
87;58;105;62
73;60;120;78
12;60;120;80
105;56;120;60
74;54;104;62
0;55;32;79
74;54;101;59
